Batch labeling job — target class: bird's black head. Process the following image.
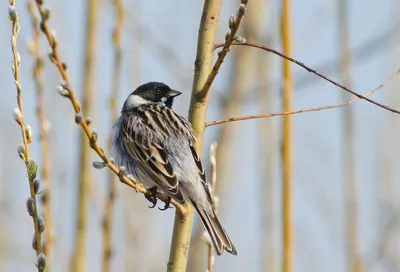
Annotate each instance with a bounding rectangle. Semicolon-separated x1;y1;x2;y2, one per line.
123;82;182;111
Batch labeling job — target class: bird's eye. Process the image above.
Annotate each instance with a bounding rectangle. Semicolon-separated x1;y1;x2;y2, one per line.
156;89;161;94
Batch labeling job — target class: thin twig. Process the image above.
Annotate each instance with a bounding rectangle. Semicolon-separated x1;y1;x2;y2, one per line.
33;0;187;216
8;1;46;270
102;1;124;271
196;0;249;100
214;42;400;114
206;69;400;127
27;0;53;261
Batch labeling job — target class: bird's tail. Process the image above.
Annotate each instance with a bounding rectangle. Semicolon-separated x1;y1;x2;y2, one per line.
192;203;237;255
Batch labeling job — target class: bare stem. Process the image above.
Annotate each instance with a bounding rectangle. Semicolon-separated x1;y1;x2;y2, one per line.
214;42;400;114
281;0;293;271
205;68;400;127
196;0;249;100
102;1;124;271
32;0;187;215
167;1;222;271
9;0;45;270
27;0;53;262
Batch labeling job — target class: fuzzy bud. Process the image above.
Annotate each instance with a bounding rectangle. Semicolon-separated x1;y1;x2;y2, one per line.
39;21;46;33
75;113;83;124
33;179;40;194
26;197;36;217
119;166;126;176
8;7;18;22
51;31;57;48
13;108;22;124
212;196;220;211
237;4;246;16
27;160;38;180
234;36;246;43
228;16;235;30
108;157;115;164
91;130;98;143
25;125;33;143
225;32;230;41
32;234;37;250
85;116;92;126
201;230;212;246
17;144;26;160
48;51;56;63
62;62;68;70
126;174;134;181
38;215;45;233
37;253;46;270
57;85;69;97
92;161;106;169
11;61;16;78
42;8;51;21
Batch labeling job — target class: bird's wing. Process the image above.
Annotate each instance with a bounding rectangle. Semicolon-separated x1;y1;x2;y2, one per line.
173;114;212;202
121;104;188;204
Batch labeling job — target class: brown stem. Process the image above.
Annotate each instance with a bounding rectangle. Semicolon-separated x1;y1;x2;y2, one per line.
196;0;249;100
33;0;186;217
167;0;223;271
205;68;400;127
27;0;53;262
71;0;100;270
9;1;43;269
214;42;400;115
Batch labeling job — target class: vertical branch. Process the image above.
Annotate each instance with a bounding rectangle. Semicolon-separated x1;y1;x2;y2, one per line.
8;0;46;271
102;1;124;272
71;0;100;271
337;1;361;271
167;1;222;271
27;0;53;261
189;2;260;270
280;0;293;272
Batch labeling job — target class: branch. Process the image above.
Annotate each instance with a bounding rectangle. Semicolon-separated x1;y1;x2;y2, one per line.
214;42;400;114
33;0;187;216
167;0;223;271
206;68;400;127
196;0;249;100
102;0;124;271
8;1;46;270
27;0;53;261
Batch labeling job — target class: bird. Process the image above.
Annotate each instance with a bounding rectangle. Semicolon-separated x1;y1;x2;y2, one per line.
111;82;237;256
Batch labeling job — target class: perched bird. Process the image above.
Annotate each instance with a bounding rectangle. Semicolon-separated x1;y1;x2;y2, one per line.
112;82;237;255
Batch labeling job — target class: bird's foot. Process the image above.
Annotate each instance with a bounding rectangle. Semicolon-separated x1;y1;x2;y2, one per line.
158;197;172;211
145;186;158;209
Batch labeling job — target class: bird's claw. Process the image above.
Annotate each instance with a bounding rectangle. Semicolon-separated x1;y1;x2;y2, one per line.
145;186;158;209
158;197;172;211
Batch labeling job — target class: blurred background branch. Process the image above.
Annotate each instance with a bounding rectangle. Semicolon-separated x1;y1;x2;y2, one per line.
102;0;124;271
280;0;294;271
71;0;100;271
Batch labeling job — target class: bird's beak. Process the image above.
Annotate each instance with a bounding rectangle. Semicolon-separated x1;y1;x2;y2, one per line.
167;90;182;98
